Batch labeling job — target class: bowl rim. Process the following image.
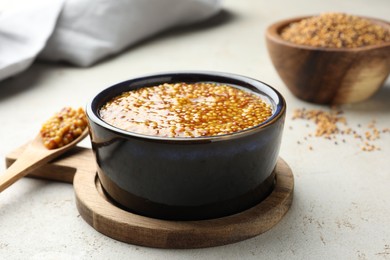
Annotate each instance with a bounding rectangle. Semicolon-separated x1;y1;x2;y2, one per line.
86;70;286;143
266;14;390;52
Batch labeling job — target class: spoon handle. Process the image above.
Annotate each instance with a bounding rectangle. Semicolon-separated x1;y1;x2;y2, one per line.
0;143;52;192
0;129;88;193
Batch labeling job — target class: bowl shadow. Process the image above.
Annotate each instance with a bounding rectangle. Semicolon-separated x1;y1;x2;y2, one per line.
343;81;390;113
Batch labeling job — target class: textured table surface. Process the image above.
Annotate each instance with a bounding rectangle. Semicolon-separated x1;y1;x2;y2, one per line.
1;0;389;259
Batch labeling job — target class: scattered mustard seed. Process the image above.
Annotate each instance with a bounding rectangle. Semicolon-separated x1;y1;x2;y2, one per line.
291;107;388;152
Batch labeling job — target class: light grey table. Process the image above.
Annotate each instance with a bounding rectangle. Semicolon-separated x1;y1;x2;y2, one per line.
1;0;389;259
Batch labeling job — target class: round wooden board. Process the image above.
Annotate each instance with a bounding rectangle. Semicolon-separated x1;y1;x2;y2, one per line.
74;158;294;249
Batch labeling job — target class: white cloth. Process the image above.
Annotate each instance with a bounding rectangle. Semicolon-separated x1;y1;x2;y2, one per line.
0;0;65;80
0;0;221;81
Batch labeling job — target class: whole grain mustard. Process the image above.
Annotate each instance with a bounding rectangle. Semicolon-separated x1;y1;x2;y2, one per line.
40;107;88;149
99;82;273;138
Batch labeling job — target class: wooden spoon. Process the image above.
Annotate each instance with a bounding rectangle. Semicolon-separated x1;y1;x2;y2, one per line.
0;128;89;192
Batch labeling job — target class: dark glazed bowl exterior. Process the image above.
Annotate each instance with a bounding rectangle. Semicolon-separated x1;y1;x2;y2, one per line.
86;71;286;220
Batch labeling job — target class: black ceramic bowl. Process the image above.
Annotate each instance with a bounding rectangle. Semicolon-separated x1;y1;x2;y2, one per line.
86;71;286;220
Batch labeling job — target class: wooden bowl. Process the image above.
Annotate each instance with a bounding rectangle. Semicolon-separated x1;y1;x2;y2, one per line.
266;16;390;104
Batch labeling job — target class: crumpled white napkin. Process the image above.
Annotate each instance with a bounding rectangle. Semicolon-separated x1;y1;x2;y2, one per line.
0;0;221;81
0;0;65;81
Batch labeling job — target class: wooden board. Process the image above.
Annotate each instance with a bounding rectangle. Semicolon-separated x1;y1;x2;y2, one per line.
6;145;294;249
6;145;92;184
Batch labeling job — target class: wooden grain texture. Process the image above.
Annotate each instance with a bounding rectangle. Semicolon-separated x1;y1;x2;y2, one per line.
265;16;390;104
5;144;92;184
6;145;294;249
74;157;294;248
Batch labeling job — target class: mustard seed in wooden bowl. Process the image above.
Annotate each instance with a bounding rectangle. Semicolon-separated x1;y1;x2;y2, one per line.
280;13;390;48
266;13;390;104
99;82;273;138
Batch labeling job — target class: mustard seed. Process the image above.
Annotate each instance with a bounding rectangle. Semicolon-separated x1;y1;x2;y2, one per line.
291;107;389;152
281;13;390;48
